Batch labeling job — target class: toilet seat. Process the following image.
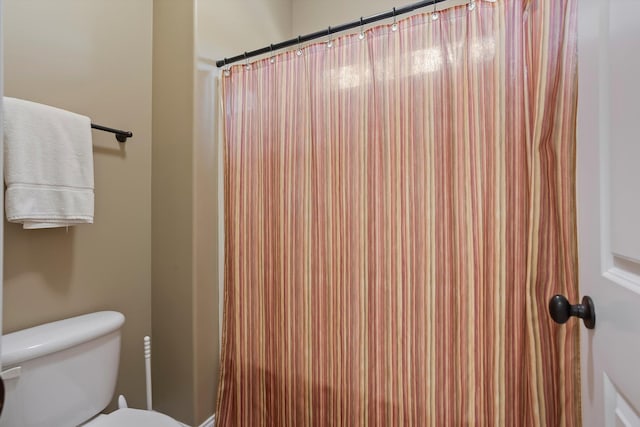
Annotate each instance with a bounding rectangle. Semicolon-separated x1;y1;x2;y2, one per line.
84;408;182;427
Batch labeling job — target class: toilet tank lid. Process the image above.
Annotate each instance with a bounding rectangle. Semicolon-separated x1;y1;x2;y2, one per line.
1;311;125;367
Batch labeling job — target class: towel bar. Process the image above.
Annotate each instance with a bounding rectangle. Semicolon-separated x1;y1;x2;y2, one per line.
91;123;133;143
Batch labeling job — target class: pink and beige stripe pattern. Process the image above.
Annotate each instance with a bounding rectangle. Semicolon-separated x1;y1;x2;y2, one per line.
216;0;580;425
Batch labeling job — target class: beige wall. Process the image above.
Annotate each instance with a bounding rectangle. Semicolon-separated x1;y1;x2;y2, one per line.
3;0;292;425
151;0;197;424
2;0;153;411
197;0;292;61
292;0;401;36
292;0;464;38
151;1;293;425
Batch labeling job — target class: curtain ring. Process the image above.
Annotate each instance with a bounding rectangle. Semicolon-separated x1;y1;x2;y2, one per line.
391;7;398;31
359;17;366;39
431;0;440;20
222;58;230;76
269;44;276;63
296;36;303;56
326;26;333;48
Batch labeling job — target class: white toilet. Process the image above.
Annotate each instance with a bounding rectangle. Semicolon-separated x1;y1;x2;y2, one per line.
0;311;182;427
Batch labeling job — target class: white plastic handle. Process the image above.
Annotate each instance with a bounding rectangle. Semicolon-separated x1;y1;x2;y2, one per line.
144;336;153;410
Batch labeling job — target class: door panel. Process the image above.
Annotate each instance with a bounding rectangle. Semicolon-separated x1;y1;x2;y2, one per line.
609;0;640;262
577;0;640;425
605;374;640;427
0;0;4;414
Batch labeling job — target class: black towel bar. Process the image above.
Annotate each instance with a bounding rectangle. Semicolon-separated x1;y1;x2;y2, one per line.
91;123;133;143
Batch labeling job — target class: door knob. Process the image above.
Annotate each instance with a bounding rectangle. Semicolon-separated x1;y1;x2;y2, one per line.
549;294;596;329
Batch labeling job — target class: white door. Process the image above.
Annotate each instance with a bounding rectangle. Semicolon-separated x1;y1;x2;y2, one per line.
576;0;640;425
0;0;5;415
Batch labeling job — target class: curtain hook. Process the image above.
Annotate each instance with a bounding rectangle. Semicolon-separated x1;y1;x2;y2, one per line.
431;0;440;20
244;52;252;69
468;0;477;11
326;26;333;48
391;7;398;31
269;44;276;63
223;58;230;76
296;36;303;56
359;17;366;39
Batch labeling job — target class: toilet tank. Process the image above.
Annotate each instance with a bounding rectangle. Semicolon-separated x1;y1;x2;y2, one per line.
0;311;125;427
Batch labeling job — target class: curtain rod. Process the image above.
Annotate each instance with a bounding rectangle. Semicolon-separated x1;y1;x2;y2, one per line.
216;0;455;68
91;123;133;143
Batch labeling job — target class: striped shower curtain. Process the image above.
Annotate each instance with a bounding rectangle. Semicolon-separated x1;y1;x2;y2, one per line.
216;0;580;425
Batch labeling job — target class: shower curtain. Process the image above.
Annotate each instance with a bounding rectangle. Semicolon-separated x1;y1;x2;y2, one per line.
216;0;580;425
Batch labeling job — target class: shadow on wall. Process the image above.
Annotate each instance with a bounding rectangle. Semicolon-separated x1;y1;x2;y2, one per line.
3;221;74;294
92;141;127;159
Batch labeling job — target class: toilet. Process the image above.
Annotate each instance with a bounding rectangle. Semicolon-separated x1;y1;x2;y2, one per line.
0;311;182;427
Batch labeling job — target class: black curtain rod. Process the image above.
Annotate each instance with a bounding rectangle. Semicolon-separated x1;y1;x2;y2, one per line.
91;123;133;143
216;0;452;68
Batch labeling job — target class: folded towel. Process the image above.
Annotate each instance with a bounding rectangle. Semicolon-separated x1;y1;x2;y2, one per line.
3;97;94;229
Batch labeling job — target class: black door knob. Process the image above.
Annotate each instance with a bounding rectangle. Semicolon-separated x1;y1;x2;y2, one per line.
549;294;596;329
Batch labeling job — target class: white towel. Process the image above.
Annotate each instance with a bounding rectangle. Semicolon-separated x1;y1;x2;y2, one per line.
3;97;94;229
